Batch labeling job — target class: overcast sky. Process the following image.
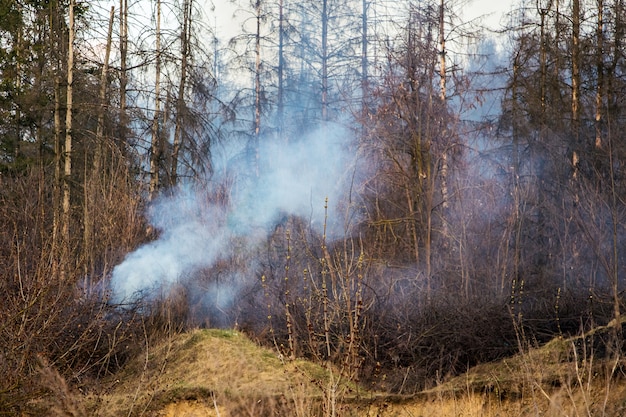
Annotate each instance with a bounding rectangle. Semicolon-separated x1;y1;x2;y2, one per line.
464;0;516;29
212;0;516;40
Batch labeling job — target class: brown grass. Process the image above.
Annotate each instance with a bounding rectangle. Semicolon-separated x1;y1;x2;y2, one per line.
87;328;358;416
75;326;626;417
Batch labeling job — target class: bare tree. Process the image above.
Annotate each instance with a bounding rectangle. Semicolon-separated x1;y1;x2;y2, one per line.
595;0;604;149
321;0;329;124
572;0;581;172
254;0;262;175
61;0;75;277
171;0;193;186
83;6;115;275
119;0;129;145
277;0;286;140
149;0;163;200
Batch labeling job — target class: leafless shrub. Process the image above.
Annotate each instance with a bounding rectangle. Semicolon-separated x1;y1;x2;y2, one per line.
34;355;87;417
0;164;150;415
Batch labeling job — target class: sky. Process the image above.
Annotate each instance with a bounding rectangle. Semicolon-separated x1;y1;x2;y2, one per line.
93;0;516;44
464;0;516;29
212;0;517;40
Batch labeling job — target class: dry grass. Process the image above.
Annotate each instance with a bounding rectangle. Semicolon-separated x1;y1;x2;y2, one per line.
87;328;358;416
419;322;626;417
76;326;626;417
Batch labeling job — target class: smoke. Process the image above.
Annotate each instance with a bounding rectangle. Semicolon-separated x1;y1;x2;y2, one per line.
109;198;228;302
109;124;353;304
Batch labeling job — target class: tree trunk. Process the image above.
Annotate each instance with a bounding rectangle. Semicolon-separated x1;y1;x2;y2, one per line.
53;76;62;257
119;0;128;145
608;132;622;334
171;0;192;187
277;0;285;142
438;0;449;220
254;0;262;177
84;6;114;274
149;0;162;200
572;0;581;168
611;0;624;116
95;6;114;152
511;52;522;296
438;0;446;102
361;0;368;112
59;0;75;279
536;0;551;275
14;13;22;164
321;0;328;124
538;1;550;126
609;0;623;336
595;0;604;149
62;0;75;248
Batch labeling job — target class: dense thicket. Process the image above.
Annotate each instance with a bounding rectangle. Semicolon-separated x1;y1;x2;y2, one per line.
1;0;626;413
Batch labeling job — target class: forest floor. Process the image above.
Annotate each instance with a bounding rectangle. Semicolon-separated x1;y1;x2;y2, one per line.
40;326;626;416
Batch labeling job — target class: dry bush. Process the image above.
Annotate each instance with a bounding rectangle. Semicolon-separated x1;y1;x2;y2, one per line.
226;198;624;402
141;284;191;338
32;355;87;417
230;208;615;396
353;270;619;394
0;166;150;416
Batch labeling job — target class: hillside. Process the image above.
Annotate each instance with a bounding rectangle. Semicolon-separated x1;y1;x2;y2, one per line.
85;328;373;416
424;322;626;416
34;326;626;417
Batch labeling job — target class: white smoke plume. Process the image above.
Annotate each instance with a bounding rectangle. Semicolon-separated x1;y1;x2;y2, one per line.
109;124;353;304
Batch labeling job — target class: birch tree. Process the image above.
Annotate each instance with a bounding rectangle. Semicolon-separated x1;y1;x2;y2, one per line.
149;0;163;200
62;0;75;261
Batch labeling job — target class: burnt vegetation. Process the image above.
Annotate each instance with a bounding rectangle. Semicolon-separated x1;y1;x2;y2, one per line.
1;0;626;415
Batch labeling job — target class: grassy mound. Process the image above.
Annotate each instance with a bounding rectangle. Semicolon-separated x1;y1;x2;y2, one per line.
420;322;626;416
40;325;626;416
86;329;364;416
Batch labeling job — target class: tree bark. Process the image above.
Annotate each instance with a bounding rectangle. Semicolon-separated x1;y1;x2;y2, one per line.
321;0;328;124
537;0;552;129
62;0;75;248
171;0;192;187
438;0;449;216
149;0;162;200
277;0;285;142
595;0;604;149
119;0;128;145
361;0;368;112
53;76;62;257
254;0;262;177
572;0;581;163
84;6;114;274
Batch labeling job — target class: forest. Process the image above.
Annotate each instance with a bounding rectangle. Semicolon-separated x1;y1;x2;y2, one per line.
1;0;626;414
